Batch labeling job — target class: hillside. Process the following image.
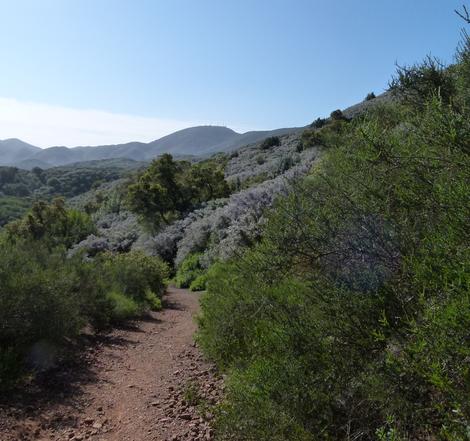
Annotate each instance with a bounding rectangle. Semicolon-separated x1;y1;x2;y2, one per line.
1;41;468;441
0;125;300;169
0;139;41;165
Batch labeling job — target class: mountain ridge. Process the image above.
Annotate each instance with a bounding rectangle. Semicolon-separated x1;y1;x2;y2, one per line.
0;125;301;169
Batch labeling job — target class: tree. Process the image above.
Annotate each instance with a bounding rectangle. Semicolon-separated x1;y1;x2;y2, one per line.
128;154;231;230
260;136;281;150
6;198;95;249
0;167;18;186
128;154;189;228
185;162;230;203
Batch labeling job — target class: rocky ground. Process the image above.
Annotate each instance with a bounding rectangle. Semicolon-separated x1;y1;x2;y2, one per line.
0;287;223;441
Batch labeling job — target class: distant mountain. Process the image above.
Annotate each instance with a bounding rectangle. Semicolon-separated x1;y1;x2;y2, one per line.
0;139;41;165
0;125;301;169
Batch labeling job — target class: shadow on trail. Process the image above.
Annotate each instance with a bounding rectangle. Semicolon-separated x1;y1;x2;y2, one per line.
0;327;138;423
162;298;187;312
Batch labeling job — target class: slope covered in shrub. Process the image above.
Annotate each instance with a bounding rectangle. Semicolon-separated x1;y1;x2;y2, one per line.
197;43;470;440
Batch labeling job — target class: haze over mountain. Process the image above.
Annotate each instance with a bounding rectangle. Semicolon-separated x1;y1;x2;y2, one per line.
0;125;299;169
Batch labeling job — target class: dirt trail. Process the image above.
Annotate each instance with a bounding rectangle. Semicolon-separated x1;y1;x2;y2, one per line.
0;287;222;441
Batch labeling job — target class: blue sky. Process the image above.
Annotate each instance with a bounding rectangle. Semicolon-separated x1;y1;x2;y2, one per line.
0;0;465;147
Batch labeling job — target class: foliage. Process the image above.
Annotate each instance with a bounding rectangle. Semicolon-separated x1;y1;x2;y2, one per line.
128;154;230;230
0;206;168;387
299;117;350;151
0;241;109;387
260;136;281;150
365;91;376;101
389;55;456;108
175;253;205;288
5;198;95;249
186;161;230;203
299;129;324;150
198;76;470;440
309;117;327;129
0;162;133;201
0;196;32;227
106;290;139;321
189;274;208;292
330;108;347;120
101;251;169;304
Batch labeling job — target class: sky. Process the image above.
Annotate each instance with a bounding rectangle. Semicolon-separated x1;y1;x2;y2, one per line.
0;0;465;148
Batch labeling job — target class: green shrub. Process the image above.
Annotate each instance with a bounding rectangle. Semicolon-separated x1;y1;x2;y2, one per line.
365;91;376;101
128;154;230;230
0;236;168;387
175;253;204;288
107;290;139;322
299;129;324;150
309;117;327;129
0;196;32;227
389;55;456;108
260;136;281;150
189;274;207;291
330;108;347;120
198;95;470;440
102;251;169;304
0;243;85;388
5;198;95;249
144;289;163;311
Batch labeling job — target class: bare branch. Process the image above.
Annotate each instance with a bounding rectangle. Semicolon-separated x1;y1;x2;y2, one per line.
456;5;470;24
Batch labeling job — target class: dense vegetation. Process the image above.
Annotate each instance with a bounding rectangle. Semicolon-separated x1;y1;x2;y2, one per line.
0;199;168;389
1;12;469;441
0;196;31;227
128;154;230;230
197;33;470;440
0;160;140;226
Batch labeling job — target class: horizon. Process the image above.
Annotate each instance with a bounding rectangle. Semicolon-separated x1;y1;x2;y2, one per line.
0;114;263;149
0;0;464;148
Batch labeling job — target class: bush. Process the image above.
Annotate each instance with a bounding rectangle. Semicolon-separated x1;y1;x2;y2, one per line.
309;117;327;129
5;199;95;249
144;289;163;311
365;91;376;101
175;253;204;288
198;95;470;440
0;231;168;387
389;55;456;108
330;109;347;120
107;290;139;322
189;274;207;291
0;196;31;227
260;136;281;150
102;251;169;305
0;242;96;388
299;129;324;150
